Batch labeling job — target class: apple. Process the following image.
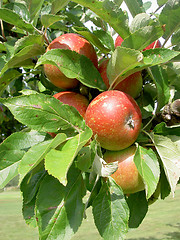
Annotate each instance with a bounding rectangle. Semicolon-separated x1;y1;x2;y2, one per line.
115;35;123;48
85;90;142;151
98;59;143;98
44;33;98;89
143;40;161;51
48;91;89;138
104;145;145;194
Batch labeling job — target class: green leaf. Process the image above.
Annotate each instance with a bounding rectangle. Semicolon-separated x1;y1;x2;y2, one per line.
73;27;111;54
126;191;148;228
124;0;145;17
153;122;180;136
19;133;67;182
1;93;86;132
5;2;30;22
51;0;70;14
0;43;6;52
130;13;152;33
134;145;160;199
36;165;86;240
75;146;93;172
22;197;37;227
0;130;46;188
41;14;66;28
73;0;130;39
93;29;115;51
171;29;180;46
0;44;45;76
14;35;44;53
0;69;22;96
20;162;46;204
0;8;34;33
159;0;180;39
92;178;129;240
107;47;180;88
157;0;168;6
122;25;163;50
149;65;170;111
24;0;45;22
151;133;180;196
45;128;92;183
36;49;106;91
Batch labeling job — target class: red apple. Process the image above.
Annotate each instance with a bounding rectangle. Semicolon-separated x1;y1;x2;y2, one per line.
48;91;89;138
115;35;124;48
44;33;98;89
85;90;142;151
143;40;161;51
104;145;145;194
98;59;143;99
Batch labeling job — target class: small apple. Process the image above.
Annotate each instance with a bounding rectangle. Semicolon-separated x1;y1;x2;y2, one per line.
44;33;98;89
115;35;124;48
85;90;142;151
104;145;145;194
48;91;89;138
143;40;161;51
98;59;143;98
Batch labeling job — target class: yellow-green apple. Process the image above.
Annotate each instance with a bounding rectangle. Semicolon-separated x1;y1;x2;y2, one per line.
104;145;145;194
44;33;98;89
85;90;142;151
48;91;89;137
98;59;143;98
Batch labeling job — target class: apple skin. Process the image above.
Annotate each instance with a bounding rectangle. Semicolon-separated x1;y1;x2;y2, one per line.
85;90;142;151
98;59;143;98
115;35;124;48
104;145;145;194
48;91;89;138
44;33;98;89
143;40;161;51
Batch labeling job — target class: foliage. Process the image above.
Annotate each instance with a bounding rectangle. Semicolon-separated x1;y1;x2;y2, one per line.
0;0;180;239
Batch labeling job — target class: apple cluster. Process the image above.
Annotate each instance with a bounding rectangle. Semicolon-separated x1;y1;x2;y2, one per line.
44;33;161;194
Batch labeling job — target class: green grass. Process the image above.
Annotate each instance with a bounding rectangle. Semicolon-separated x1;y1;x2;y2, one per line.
0;186;180;240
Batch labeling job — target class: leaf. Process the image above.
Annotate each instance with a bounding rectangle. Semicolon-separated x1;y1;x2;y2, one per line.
19;133;67;182
36;165;86;240
107;47;180;88
122;25;163;51
5;2;30;22
14;35;44;53
171;29;180;46
149;65;170;111
0;69;22;96
0;93;86;132
153;122;180;136
0;8;34;33
0;44;45;76
36;49;106;91
124;0;145;17
0;43;6;52
157;0;169;5
22;197;37;227
73;0;130;39
126;191;148;228
24;0;45;22
159;0;180;39
151;133;180;196
0;130;46;188
93;29;115;51
130;13;152;33
73;27;111;54
41;14;66;28
92;178;129;240
51;0;70;14
20;162;46;204
75;146;93;172
45;128;92;183
134;145;160;199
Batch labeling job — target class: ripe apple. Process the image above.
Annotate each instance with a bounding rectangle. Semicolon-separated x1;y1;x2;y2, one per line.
48;91;89;138
98;59;143;98
104;145;145;194
143;40;161;51
115;35;124;48
44;33;98;89
85;90;142;151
